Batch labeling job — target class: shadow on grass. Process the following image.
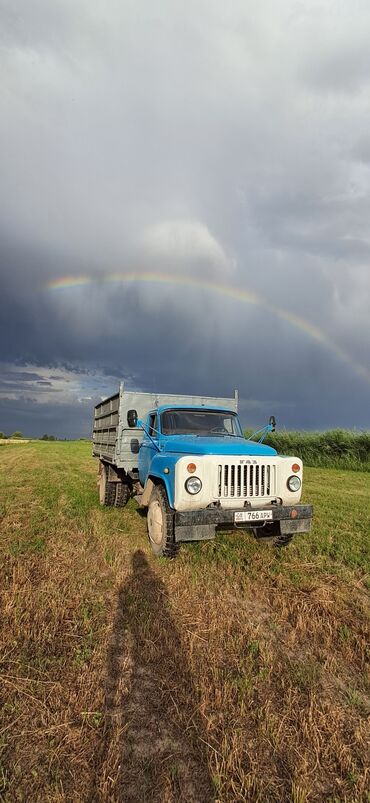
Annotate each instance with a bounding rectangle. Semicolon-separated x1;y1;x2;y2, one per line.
91;550;214;802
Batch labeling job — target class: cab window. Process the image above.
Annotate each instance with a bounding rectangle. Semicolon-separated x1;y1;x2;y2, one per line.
148;414;158;437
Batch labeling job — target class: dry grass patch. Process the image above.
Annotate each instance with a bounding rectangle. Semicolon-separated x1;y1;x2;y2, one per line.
0;440;31;445
0;443;369;802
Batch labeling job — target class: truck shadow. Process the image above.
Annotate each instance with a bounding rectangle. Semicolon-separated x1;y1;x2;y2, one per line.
91;550;215;803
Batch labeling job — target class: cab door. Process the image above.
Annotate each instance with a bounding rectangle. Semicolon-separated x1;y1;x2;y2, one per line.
138;412;159;485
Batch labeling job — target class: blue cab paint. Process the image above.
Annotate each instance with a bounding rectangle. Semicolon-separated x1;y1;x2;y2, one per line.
138;405;277;509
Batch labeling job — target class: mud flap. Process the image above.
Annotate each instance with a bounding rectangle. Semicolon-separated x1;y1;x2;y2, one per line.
175;524;216;542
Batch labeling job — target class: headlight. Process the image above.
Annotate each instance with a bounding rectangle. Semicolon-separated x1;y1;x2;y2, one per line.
287;475;301;492
185;476;202;494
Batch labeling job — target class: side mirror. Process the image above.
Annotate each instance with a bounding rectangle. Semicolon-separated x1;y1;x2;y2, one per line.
127;409;138;428
269;415;276;432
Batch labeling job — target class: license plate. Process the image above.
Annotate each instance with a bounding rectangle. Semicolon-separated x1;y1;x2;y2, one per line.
234;510;273;523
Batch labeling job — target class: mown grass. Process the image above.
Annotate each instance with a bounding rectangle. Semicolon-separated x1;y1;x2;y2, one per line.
245;429;370;471
0;442;369;802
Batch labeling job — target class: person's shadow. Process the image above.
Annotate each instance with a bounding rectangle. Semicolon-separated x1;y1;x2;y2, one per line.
92;550;215;803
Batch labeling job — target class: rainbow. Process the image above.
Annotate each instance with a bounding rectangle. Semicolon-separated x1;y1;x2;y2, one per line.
49;276;92;289
47;271;370;384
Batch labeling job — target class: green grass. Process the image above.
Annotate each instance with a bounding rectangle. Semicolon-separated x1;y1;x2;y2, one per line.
186;465;370;590
245;428;370;471
0;441;369;802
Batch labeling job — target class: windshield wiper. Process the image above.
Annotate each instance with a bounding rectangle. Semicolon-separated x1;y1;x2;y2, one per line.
203;433;241;438
164;432;241;437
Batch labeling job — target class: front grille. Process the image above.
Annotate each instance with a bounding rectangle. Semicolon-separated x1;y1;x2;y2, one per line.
218;463;275;498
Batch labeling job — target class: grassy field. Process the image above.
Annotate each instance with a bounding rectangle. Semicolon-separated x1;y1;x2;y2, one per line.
244;430;370;472
0;442;369;803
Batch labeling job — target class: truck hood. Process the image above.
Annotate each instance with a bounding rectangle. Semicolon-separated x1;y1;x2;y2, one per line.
159;436;277;457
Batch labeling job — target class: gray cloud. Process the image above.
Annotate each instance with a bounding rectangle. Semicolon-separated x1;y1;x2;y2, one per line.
0;0;369;436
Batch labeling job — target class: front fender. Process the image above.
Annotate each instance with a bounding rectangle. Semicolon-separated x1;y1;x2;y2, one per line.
144;453;178;508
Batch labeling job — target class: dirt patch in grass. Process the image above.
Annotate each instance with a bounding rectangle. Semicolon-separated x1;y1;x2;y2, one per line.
0;443;369;801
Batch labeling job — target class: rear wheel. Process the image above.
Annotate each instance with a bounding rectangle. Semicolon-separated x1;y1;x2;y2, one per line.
115;481;130;507
98;463;116;507
147;485;178;558
253;522;293;548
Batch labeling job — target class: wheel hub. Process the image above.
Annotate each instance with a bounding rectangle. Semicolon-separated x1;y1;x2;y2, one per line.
148;500;164;545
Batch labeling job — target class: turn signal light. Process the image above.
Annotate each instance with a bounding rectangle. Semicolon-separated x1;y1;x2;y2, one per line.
292;463;300;473
187;463;197;473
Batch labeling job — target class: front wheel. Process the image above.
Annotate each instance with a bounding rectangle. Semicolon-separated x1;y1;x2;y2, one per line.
147;486;178;558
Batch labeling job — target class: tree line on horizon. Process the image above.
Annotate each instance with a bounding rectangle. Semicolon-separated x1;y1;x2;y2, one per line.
1;428;369;470
0;432;57;441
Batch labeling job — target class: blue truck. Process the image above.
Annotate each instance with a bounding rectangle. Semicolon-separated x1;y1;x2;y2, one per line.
92;384;313;557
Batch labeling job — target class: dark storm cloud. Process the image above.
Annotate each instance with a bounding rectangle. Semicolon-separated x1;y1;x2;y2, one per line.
0;0;369;436
1;370;45;382
0;396;91;439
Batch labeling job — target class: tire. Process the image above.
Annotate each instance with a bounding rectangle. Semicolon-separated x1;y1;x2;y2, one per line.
253;522;293;548
147;485;178;558
98;463;116;507
115;481;130;507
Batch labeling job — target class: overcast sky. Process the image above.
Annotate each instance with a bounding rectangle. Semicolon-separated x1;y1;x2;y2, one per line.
1;0;370;438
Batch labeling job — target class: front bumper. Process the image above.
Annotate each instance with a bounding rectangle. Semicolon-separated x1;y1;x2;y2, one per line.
174;504;313;542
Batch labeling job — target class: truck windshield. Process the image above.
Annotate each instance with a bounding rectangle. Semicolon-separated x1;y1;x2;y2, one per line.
160;409;242;437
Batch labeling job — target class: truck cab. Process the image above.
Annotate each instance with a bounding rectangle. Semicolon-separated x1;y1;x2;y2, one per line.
139;405;246;487
136;405;312;557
